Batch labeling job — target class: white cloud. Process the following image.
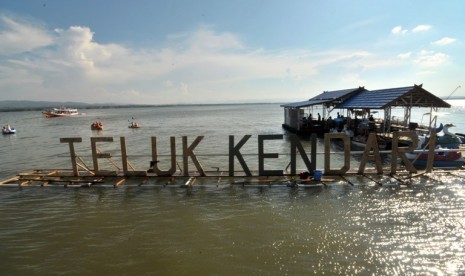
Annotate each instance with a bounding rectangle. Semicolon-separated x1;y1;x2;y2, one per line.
433;37;457;46
414;50;448;67
0;15;456;104
391;24;431;36
0;15;54;55
391;25;407;35
397;52;412;59
412;25;432;32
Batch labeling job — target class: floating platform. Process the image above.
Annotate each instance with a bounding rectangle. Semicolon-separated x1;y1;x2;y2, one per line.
1;168;464;189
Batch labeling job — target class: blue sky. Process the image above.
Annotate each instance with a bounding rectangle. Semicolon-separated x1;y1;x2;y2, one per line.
0;0;463;104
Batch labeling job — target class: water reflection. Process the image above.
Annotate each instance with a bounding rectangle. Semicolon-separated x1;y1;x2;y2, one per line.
0;177;464;274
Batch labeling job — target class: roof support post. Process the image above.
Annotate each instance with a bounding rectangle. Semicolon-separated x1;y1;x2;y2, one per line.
428;106;438;132
384;107;391;133
404;106;411;128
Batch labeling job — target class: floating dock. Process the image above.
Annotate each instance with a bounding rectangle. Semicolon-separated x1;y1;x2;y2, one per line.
2;130;465;189
1;168;464;189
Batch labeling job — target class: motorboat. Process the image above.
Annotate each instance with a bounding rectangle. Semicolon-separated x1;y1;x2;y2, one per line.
43;107;79;118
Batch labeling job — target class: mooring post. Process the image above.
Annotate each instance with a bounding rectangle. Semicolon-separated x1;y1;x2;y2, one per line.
60;137;82;177
120;137;129;174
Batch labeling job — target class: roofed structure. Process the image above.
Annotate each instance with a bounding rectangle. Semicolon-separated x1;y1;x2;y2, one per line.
281;84;450;135
335;84;450;109
281;87;365;108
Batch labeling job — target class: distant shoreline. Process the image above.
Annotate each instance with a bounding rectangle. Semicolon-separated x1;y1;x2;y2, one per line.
0;102;282;112
0;97;464;112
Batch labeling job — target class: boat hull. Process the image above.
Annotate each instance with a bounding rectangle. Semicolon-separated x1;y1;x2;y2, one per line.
2;129;16;135
43;107;79;118
43;112;79;118
351;134;388;150
408;158;465;168
406;151;465;168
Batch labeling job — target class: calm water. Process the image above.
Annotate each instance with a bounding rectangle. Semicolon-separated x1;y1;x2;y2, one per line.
1;103;465;275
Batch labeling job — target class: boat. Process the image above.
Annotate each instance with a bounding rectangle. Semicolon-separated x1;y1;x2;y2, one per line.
351;120;388;149
406;124;465;168
91;121;103;130
128;120;140;128
2;125;16;135
43;107;79;118
455;132;465;144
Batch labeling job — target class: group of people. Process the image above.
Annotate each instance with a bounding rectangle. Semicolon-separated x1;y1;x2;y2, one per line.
2;124;15;134
301;110;379;136
91;121;103;130
303;113;322;126
129;120;139;128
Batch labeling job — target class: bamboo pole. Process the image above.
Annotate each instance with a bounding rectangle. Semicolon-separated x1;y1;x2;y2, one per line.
76;156;94;174
77;163;95;175
114;178;126;187
0;176;20;185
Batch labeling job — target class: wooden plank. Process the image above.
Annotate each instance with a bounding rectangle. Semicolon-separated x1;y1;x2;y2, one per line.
77;163;95;175
184;176;196;186
43;178;104;183
0;176;20;184
114;178;126;187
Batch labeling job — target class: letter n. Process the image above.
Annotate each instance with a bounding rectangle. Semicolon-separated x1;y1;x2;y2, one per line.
289;134;316;175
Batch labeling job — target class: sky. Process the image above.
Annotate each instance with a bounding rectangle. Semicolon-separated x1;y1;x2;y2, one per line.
0;0;463;105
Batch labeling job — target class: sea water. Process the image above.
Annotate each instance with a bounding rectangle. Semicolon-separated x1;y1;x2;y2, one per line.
1;102;465;275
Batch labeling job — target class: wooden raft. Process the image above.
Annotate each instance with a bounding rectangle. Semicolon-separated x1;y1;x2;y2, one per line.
1;168;462;188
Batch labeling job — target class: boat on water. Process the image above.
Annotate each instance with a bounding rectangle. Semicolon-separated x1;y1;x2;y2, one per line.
406;124;465;168
91;121;103;130
349;119;390;149
2;125;16;135
128;121;140;128
43;107;79;118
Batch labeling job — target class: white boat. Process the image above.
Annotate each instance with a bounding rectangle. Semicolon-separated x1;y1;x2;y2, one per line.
2;125;16;135
43;107;79;118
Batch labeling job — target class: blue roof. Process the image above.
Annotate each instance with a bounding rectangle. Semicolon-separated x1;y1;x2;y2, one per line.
281;99;329;108
309;87;364;101
281;87;364;108
335;85;450;109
